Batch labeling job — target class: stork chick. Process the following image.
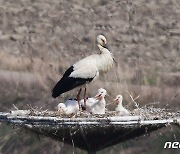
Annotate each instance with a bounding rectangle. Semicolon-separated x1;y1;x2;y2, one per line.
90;88;107;115
80;88;107;113
57;99;79;115
114;95;130;116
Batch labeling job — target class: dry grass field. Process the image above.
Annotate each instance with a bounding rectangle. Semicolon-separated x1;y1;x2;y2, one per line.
0;0;179;153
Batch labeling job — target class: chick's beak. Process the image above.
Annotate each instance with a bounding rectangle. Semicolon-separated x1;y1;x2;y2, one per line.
95;94;102;99
113;98;118;103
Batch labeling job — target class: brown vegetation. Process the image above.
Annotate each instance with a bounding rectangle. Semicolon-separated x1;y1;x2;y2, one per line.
0;0;179;153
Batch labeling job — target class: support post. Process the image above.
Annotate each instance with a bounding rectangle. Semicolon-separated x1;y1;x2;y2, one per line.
87;150;96;154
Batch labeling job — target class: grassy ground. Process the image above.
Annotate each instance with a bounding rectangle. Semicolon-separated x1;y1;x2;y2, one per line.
0;0;179;153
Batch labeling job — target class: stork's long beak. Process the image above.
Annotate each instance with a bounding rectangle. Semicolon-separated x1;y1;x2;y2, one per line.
113;98;118;102
95;94;102;99
113;57;118;66
113;98;119;103
102;44;109;49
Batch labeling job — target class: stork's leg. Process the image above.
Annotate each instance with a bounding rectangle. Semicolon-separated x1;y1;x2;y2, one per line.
77;88;82;110
83;87;87;110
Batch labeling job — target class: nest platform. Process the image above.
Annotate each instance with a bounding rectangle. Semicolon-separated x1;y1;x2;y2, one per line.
0;108;179;152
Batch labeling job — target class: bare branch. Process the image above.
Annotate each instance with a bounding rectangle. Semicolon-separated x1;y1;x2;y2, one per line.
126;90;140;108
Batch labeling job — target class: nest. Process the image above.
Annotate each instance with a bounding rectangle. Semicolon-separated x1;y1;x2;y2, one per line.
0;107;180;152
16;106;180;120
131;106;180;120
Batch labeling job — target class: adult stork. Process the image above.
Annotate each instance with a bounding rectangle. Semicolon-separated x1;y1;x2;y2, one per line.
52;35;114;110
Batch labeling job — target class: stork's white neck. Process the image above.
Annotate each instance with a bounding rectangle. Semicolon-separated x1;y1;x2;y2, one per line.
117;101;123;108
98;97;106;106
96;44;114;73
97;44;111;54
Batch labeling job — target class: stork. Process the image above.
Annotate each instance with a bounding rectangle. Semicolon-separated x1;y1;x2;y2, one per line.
57;99;79;115
114;95;130;116
52;35;114;110
81;88;107;114
90;88;107;114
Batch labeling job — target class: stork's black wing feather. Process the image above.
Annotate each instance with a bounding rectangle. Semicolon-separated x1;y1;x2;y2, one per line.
63;66;74;77
52;66;93;98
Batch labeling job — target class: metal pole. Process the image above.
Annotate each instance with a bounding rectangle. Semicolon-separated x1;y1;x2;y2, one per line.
87;151;96;154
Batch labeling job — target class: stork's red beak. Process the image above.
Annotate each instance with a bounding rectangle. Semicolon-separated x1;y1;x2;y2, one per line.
113;98;119;104
95;94;102;99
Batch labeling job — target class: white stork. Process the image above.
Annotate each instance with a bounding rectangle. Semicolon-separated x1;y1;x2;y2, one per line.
90;88;107;114
114;95;130;116
81;88;107;114
52;35;114;110
57;99;79;115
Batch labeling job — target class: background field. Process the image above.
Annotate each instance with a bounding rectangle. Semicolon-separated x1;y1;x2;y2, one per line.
0;0;179;153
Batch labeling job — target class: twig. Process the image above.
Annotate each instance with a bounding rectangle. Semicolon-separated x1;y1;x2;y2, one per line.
127;95;140;107
165;93;180;109
126;90;140;108
145;102;160;107
12;104;19;110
